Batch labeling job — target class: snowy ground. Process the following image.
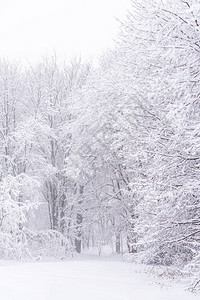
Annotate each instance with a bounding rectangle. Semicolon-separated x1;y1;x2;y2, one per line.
0;255;197;300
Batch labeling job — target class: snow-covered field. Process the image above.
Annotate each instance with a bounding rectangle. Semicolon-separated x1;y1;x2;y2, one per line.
0;255;196;300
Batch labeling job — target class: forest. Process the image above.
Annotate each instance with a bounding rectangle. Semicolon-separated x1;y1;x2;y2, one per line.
0;0;199;284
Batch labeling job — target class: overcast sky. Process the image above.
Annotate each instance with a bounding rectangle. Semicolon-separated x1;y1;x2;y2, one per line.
0;0;130;65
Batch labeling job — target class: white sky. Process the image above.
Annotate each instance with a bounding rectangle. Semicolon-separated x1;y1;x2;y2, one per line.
0;0;131;65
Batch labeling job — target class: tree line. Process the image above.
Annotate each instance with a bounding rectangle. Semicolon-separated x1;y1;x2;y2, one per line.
0;0;199;280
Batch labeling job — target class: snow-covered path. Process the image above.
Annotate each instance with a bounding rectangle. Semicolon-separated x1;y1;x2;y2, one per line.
0;256;196;300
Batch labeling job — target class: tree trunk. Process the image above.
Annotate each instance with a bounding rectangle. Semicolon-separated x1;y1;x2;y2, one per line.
75;212;83;253
116;233;121;254
49;181;58;230
75;185;84;253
